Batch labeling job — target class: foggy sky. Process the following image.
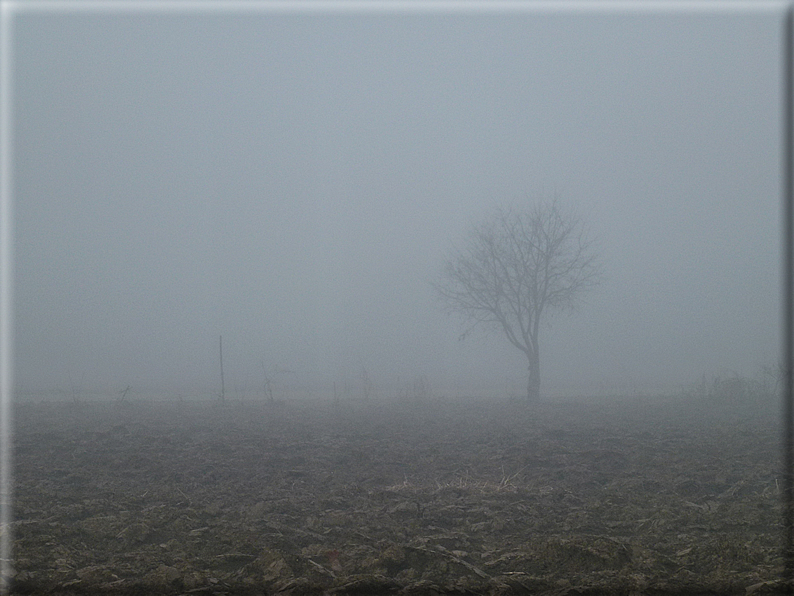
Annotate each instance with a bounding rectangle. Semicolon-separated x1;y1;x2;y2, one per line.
10;5;783;400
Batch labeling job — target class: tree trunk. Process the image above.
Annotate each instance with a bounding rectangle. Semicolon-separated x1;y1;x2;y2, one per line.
526;349;540;403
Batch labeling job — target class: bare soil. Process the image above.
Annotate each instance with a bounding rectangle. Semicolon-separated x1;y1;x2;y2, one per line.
9;396;784;595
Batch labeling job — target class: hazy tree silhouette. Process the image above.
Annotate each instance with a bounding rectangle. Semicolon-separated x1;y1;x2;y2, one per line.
435;200;601;402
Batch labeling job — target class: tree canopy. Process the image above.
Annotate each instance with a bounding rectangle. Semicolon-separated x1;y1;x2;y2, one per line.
435;200;601;402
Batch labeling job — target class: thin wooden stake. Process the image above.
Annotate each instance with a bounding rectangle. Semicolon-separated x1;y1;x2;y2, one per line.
219;335;225;402
783;6;793;590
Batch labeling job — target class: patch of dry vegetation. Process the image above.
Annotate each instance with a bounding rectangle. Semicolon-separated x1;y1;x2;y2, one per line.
9;396;783;595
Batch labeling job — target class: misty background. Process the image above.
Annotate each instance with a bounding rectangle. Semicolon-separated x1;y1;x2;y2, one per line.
11;7;783;401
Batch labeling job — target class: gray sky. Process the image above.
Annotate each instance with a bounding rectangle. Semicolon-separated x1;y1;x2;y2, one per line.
11;5;783;399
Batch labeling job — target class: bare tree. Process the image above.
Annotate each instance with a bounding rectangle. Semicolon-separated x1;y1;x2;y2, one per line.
435;200;601;402
360;366;374;400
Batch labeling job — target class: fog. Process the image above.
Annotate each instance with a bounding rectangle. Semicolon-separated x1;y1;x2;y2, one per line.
11;6;783;401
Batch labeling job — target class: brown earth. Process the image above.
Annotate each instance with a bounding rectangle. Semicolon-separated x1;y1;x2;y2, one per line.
9;396;785;595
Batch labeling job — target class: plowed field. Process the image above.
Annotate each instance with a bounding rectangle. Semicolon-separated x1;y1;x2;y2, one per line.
10;397;784;595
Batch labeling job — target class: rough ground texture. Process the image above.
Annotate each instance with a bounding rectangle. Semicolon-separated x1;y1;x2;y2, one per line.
9;397;784;595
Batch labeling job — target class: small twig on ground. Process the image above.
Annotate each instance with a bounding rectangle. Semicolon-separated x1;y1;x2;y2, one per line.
307;557;336;579
176;487;191;506
407;544;491;579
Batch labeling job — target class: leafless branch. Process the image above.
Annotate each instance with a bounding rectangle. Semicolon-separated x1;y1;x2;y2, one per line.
434;199;602;401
